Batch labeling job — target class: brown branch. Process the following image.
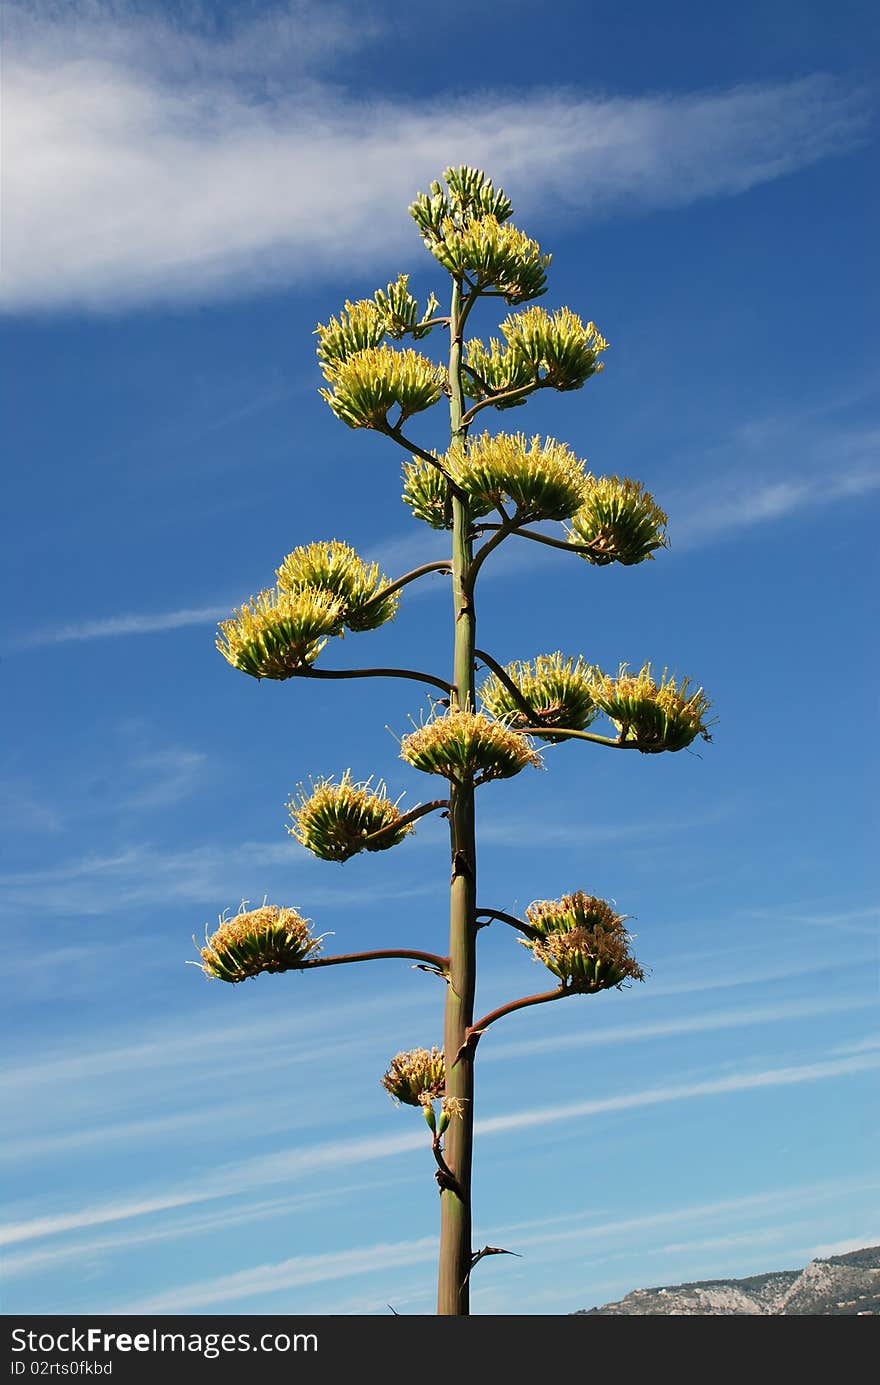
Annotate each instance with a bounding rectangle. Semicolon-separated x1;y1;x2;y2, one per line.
475;908;539;940
382;424;466;499
460;376;545;427
466;518;517;591
298;665;453;695
356;560;452;616
474;647;547;725
517;725;638;749
359;798;449;848
462;986;568;1053
432;1135;464;1199
478;523;605;559
305;947;449;973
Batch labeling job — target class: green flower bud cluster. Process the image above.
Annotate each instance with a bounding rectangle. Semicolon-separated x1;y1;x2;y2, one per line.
372;273;439;341
400;455;457;530
462;335;535;409
409;165;513;240
401;432;589;529
462;307;608;410
288;772;416;862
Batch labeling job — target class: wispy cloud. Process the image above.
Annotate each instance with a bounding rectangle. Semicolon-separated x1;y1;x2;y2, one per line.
122;748;206;810
4;1047;876;1250
17;605;229;648
110;1174;880;1311
123;1235;440;1313
669;415;880;548
0;837;435;914
1;1180;397;1279
481;994;879;1064
2;2;871;311
478;801;733;849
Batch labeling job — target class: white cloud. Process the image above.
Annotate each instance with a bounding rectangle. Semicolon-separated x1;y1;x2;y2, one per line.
18;605;229;647
3;1047;876;1249
123;1234;440;1313
123;748;207;810
1;3;871;311
669;417;880;547
0;837;436;914
481;994;879;1064
109;1174;880;1311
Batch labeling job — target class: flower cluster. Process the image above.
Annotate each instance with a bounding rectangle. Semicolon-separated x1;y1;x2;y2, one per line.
372;273;440;340
525;891;625;938
400;455;457;530
409;165;513;240
426;215;550;304
591;662;714;752
315;276;439;380
520;891;644;993
452;432;589;524
463;306;608;411
462;335;535;409
400;709;541;785
196;904;322;983
288;773;415;862
319;345;446;430
315;299;386;380
277;540;398;633
381;1046;446;1106
216;588;343;680
528;926;645;993
479;652;597;739
568;477;668;566
502;306;609;390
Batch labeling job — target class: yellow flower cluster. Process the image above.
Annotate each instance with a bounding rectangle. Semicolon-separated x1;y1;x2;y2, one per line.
381;1047;446;1106
479;653;597;739
319;345;446;430
316;276;439;379
568;477;668;566
196;904;322;983
525;891;625;938
400;708;541;785
427;215;551;304
591;662;714;752
452;432;589;524
277;539;398;633
288;773;415;863
519;890;643;993
216;588;343;680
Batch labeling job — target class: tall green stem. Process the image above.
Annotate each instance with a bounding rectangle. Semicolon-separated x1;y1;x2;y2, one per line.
437;276;477;1316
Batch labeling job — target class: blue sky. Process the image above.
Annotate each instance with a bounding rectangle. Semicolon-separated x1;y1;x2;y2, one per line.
1;0;878;1316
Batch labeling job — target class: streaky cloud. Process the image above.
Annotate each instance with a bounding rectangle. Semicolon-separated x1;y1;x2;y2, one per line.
3;1048;876;1249
1;2;871;311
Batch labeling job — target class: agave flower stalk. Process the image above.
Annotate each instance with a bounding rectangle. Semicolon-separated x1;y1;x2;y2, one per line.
197;165;714;1317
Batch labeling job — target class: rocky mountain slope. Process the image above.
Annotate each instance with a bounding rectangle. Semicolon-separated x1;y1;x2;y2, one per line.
576;1244;880;1314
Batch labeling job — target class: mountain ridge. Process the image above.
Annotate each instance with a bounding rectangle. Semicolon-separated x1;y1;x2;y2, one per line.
575;1244;880;1315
